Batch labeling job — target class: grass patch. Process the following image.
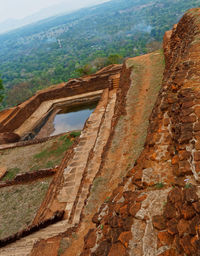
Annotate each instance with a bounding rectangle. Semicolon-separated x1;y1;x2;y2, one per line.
33;131;80;169
2;167;21;181
0;179;52;239
155;182;165;189
185;183;192;189
58;238;71;256
34;133;79;160
85;176;108;213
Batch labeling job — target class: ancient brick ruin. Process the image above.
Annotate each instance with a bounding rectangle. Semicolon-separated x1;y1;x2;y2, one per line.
0;8;200;256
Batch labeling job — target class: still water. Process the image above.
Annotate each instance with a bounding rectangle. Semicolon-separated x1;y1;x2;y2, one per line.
51;102;97;136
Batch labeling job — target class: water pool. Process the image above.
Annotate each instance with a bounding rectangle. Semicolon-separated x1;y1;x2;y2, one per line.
51;102;97;136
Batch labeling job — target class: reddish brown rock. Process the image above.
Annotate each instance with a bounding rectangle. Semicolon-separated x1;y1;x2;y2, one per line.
191;235;199;252
80;250;91;256
163;201;177;219
182;117;195;127
194;152;200;161
177;219;189;237
195;162;200;173
135;194;147;202
152;215;166;230
157;249;176;256
167;94;177;104
194;106;200;116
180;235;196;255
119;205;128;218
110;216;119;228
123;191;138;203
180;123;193;133
179;150;190;161
167;218;178;235
129;202;141;217
110;228;123;243
108;242;126;256
195;140;200;150
194;122;200;132
181;204;196;220
189;216;200;235
183;187;198;203
179;132;193;143
92;213;100;224
118;231;132;248
173;235;183;254
122;216;133;231
94;240;111;256
131;169;142;187
193;201;200;213
164;118;170;126
181;108;194;116
84;229;97;249
168;188;182;204
181;101;194;109
179;160;191;170
157;231;173;247
0;132;20;144
102;225;111;238
171;155;179;165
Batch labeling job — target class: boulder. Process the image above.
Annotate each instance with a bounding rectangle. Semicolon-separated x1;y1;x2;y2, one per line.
0;132;20;144
0;166;7;179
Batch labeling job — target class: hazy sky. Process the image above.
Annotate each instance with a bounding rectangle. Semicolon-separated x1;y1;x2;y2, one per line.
0;0;108;23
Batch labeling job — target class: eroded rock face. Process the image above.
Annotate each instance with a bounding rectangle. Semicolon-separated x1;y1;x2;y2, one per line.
0;132;20;144
81;8;200;256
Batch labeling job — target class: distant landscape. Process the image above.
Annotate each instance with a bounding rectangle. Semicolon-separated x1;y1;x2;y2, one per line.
0;0;200;108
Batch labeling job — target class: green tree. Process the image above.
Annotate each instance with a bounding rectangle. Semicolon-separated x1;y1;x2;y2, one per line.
0;77;4;104
107;54;123;65
76;64;94;77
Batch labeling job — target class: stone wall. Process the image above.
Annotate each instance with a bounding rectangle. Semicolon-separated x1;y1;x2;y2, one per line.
0;65;121;133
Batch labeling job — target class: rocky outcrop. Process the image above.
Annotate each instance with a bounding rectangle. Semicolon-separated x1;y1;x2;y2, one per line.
81;8;200;256
0;132;20;144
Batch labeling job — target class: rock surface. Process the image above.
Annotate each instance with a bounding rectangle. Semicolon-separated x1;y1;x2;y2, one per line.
81;8;200;256
0;132;20;144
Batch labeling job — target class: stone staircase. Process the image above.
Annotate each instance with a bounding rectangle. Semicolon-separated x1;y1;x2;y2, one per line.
110;73;120;89
70;89;117;225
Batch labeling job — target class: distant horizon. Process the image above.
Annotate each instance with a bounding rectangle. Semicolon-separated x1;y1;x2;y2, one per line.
0;0;110;34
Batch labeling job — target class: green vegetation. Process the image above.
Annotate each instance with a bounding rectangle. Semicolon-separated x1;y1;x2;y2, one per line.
85;176;108;212
0;77;4;107
0;0;200;107
34;133;77;159
155;182;165;189
0;132;80;177
58;238;71;256
2;167;21;181
33;132;80;168
185;183;192;189
0;179;51;239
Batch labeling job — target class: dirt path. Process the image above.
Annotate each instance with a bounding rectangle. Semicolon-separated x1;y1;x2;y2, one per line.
62;51;165;256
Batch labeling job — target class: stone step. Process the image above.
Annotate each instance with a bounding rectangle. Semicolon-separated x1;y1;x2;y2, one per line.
71;90;117;225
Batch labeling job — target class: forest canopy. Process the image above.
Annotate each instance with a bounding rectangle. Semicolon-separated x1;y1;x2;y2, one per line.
0;0;200;108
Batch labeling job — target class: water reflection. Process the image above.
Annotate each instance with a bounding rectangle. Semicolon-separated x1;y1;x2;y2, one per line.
51;102;97;136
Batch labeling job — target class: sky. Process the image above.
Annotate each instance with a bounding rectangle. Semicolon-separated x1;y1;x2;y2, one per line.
0;0;109;23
